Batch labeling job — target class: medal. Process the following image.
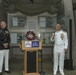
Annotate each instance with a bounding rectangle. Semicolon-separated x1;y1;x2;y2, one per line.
61;34;64;40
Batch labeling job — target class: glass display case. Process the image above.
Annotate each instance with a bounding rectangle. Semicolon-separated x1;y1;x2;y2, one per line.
40;32;54;46
38;16;56;28
8;15;27;29
10;32;25;44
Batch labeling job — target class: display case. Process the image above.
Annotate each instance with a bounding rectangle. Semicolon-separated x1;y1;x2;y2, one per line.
38;16;56;28
10;32;25;46
40;32;54;46
8;14;27;29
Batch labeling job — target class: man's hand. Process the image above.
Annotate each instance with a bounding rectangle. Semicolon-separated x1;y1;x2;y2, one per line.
51;33;55;39
3;43;8;48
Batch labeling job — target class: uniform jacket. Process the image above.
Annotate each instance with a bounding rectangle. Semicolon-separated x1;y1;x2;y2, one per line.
2;28;10;49
51;30;68;52
0;28;5;50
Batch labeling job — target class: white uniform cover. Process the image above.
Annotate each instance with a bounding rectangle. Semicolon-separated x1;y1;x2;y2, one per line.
51;30;68;74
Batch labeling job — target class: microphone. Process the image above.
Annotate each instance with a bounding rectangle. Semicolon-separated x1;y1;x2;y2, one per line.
51;31;55;39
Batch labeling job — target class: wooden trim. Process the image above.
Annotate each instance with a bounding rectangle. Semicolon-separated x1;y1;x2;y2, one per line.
36;51;38;73
22;40;42;75
24;51;27;73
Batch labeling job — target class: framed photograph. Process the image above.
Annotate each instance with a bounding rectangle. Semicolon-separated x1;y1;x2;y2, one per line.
25;41;32;48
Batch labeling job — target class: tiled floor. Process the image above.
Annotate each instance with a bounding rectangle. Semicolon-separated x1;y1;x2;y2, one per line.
2;58;76;75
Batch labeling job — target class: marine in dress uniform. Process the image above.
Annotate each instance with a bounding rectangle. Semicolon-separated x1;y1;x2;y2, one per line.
0;28;5;75
51;24;68;75
0;21;10;75
3;28;10;72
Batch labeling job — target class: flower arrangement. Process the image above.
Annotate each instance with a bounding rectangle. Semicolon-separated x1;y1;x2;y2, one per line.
26;31;36;41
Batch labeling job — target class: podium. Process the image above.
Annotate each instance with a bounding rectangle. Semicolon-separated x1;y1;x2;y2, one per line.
21;40;42;75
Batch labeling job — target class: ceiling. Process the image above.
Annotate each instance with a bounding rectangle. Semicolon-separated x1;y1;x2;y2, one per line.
2;0;62;5
0;0;75;15
0;0;63;16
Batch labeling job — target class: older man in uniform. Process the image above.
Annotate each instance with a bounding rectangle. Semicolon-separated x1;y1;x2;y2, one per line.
0;21;10;75
0;27;5;75
51;23;68;75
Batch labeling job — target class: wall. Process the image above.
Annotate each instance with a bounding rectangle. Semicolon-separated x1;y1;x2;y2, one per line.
8;12;57;58
74;10;76;33
63;0;76;67
0;2;7;22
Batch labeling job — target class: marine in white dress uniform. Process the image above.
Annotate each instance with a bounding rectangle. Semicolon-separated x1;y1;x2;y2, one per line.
51;24;68;75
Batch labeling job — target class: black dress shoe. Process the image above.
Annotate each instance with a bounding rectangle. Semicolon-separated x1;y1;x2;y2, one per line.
5;71;11;73
0;72;2;75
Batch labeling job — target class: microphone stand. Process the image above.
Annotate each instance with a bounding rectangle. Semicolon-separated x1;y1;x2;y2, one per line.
39;50;45;75
38;34;45;75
